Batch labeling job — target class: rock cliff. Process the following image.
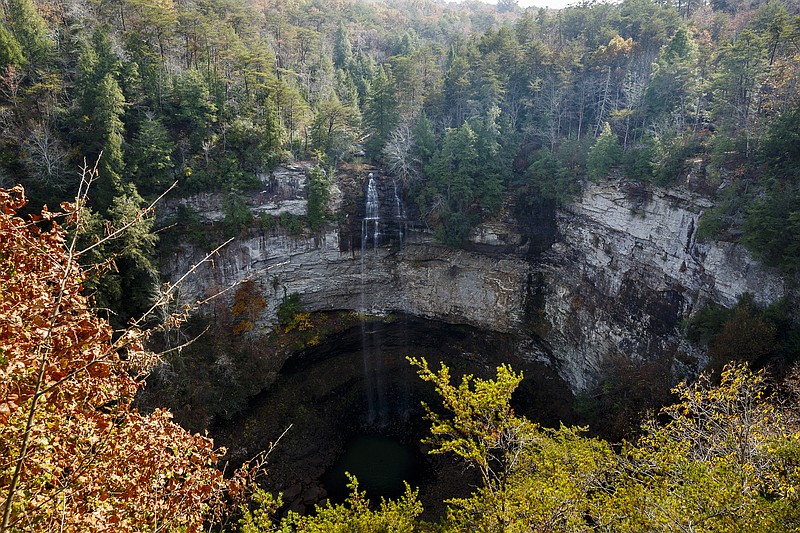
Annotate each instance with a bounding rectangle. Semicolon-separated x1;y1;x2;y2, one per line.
161;166;786;391
536;180;785;390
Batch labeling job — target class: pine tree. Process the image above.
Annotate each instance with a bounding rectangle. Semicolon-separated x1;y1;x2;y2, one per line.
5;0;53;68
363;66;399;160
587;122;622;181
92;73;127;211
129;116;175;197
0;26;23;69
333;22;353;69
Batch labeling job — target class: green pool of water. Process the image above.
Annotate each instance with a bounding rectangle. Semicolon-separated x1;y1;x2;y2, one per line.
322;435;418;502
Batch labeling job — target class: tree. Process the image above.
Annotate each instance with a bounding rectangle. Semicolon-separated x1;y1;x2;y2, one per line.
306;164;330;231
274;478;422;532
711;29;769;157
363;65;399;160
607;364;800;531
0;26;23;70
332;22;352;70
523;148;578;207
409;358;527;490
128;115;175;197
4;0;53;68
170;69;218;153
411;112;436;167
409;357;616;532
92;73;127;211
587;122;622;181
0;185;236;532
309;97;360;161
383;124;417;185
231;280;267;336
644;27;700;133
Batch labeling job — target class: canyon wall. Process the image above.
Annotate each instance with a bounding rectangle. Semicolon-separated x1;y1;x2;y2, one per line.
161;167;786;391
536;180;785;390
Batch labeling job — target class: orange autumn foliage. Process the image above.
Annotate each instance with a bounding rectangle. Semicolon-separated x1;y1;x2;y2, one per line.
0;186;237;532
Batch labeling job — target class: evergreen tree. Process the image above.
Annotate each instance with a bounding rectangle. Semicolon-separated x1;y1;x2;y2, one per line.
92;73;127;211
5;0;53;67
363;65;399;160
411;112;436;166
333;22;353;69
128;116;175;197
171;69;218;153
306;165;330;231
587;122;622;181
0;25;23;69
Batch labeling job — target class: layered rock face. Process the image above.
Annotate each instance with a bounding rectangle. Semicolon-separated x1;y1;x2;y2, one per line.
163;229;530;333
161;166;785;391
537;180;785;390
161;167;530;335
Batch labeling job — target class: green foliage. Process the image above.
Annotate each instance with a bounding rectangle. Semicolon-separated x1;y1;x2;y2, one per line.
644;27;699;127
411;112;436;167
306;165;330;231
651;131;705;186
620;141;655;182
759;106;800;180
0;25;24;69
523;148;579;207
688;294;800;368
697;181;747;242
277;292;303;325
741;106;800;272
613;364;800;532
687;303;735;344
404;359;800;532
364;66;399;160
239;489;283;533
310;98;361;161
5;0;53;67
227;116;281;175
333;22;353;69
409;357;525;486
417;119;504;246
170;69;218;152
587;122;622;181
129;116;175;197
278;476;423;532
224;192;254;237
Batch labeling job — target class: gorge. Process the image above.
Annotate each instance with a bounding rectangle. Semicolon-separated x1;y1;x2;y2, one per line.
154;163;788;510
162;163;786;392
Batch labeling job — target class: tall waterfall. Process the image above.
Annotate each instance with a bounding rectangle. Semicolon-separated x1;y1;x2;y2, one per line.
363;174;380;250
360;173;386;424
392;179;405;244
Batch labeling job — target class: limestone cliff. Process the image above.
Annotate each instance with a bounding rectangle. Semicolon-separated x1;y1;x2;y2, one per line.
536;180;785;390
160;166;786;392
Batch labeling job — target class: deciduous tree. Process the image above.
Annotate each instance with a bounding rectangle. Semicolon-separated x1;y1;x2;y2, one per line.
0;185;237;532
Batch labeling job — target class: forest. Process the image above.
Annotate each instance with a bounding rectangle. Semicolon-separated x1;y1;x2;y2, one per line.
1;0;800;529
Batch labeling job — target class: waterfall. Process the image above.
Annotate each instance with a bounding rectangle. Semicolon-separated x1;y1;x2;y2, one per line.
392;179;405;244
364;174;380;250
366;174;380;220
392;179;404;220
360;173;386;425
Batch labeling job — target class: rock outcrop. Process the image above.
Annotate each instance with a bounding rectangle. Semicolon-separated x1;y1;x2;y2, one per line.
161;166;786;392
536;180;785;390
162;229;530;335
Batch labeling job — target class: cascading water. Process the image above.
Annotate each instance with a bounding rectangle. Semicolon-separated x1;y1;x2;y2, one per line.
361;173;386;424
392;179;405;244
364;174;380;249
